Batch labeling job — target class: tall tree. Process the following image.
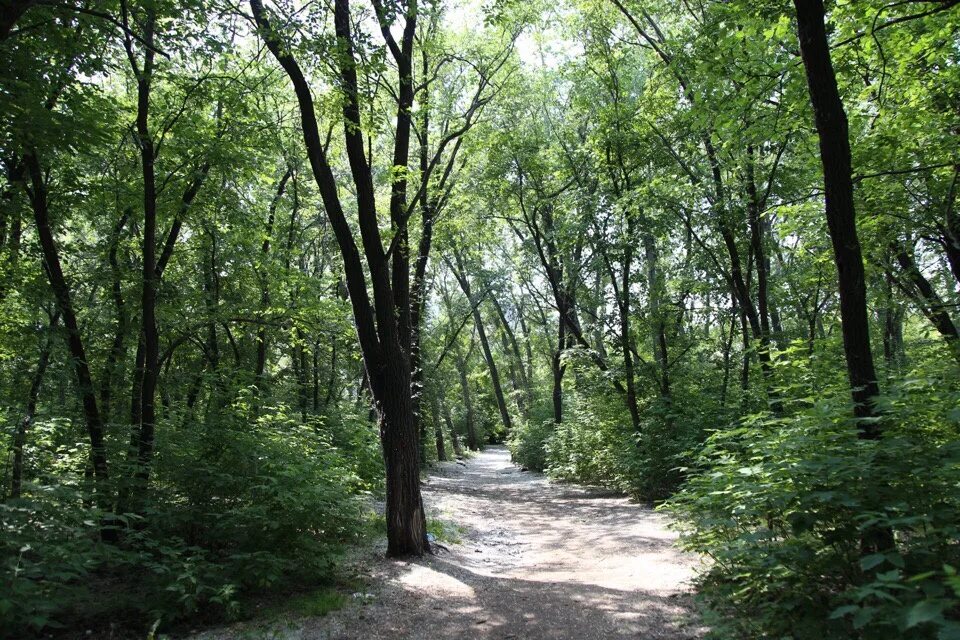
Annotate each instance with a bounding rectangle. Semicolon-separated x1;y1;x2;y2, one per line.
793;0;881;433
250;0;428;556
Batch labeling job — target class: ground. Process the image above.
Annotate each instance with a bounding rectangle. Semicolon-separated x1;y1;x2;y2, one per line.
190;446;705;639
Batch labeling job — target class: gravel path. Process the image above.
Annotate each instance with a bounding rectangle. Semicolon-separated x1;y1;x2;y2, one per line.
195;446;705;639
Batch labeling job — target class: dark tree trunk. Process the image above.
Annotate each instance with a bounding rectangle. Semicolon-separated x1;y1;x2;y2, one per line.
892;240;960;359
101;209;131;424
296;329;309;421
313;338;321;412
552;314;566;424
0;0;34;40
127;10;159;498
255;167;293;384
746;145;772;343
409;45;434;449
943;165;960;286
739;303;750;398
455;348;479;450
719;304;737;408
516;301;534;386
24;152;110;498
442;393;463;458
429;388;446;461
881;271;904;368
601;214;641;431
129;336;145;430
706;137;778;410
324;339;338;405
369;347;425;556
252;0;427;556
490;298;530;397
450;253;512;433
10;310;59;499
643;231;670;400
794;0;881;433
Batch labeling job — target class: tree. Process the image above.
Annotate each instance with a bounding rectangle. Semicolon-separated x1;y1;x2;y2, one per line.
250;0;428;556
792;0;881;432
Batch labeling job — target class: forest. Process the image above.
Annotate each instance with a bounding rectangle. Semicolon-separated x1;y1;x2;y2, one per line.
1;0;958;637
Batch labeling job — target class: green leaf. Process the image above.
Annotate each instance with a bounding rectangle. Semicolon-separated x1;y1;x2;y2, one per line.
860;554;886;571
906;600;945;628
829;605;860;619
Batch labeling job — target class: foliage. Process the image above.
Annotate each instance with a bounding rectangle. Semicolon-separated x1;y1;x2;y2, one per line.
665;358;960;639
508;417;553;472
2;0;959;635
1;401;372;636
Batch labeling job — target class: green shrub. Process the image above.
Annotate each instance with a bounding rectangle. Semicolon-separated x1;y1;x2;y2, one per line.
507;417;552;471
664;361;960;639
0;397;376;638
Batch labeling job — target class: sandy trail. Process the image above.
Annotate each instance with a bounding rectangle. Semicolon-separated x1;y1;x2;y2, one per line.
196;446;705;639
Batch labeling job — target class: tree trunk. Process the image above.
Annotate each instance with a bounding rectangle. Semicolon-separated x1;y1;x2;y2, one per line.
643;231;670;400
881;271;904;368
24;152;111;502
130;11;159;496
255;167;293;384
429;387;446;461
101;209;130;424
943;165;960;286
369;346;426;557
455;346;479;449
252;0;427;556
892;240;960;360
450;253;512;433
794;0;881;432
602;215;641;431
409;45;434;452
442;395;463;458
552;313;566;424
10;310;59;499
720;305;737;408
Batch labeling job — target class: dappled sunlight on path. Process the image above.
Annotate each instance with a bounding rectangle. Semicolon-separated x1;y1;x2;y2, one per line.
193;446;705;639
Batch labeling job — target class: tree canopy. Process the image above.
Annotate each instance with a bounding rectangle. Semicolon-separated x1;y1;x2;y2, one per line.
1;0;959;637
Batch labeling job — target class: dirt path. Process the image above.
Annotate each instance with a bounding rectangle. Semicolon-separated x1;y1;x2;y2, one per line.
198;446;705;639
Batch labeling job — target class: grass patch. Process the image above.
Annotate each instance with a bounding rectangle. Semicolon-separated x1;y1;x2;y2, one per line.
284;589;348;618
427;517;464;544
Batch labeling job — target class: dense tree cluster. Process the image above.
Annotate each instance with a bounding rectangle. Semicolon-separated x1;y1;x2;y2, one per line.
1;0;958;637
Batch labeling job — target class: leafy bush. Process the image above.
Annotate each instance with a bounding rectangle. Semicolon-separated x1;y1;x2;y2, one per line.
507;417;552;471
545;400;629;488
0;397;378;637
664;360;960;639
523;377;710;501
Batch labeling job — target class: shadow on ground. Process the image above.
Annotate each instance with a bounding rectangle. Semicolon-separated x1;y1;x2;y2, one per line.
188;446;705;640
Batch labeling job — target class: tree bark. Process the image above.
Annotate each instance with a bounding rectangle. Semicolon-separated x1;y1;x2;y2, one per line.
251;0;427;556
255;167;293;383
0;0;34;40
794;0;881;433
455;346;479;449
643;230;671;400
24;152;110;496
101;209;130;424
552;313;566;424
892;240;960;359
126;8;159;496
10;310;59;499
441;392;463;457
490;296;532;411
450;252;512;433
428;387;446;461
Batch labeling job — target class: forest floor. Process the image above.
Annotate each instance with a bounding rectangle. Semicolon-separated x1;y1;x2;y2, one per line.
190;446;706;639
